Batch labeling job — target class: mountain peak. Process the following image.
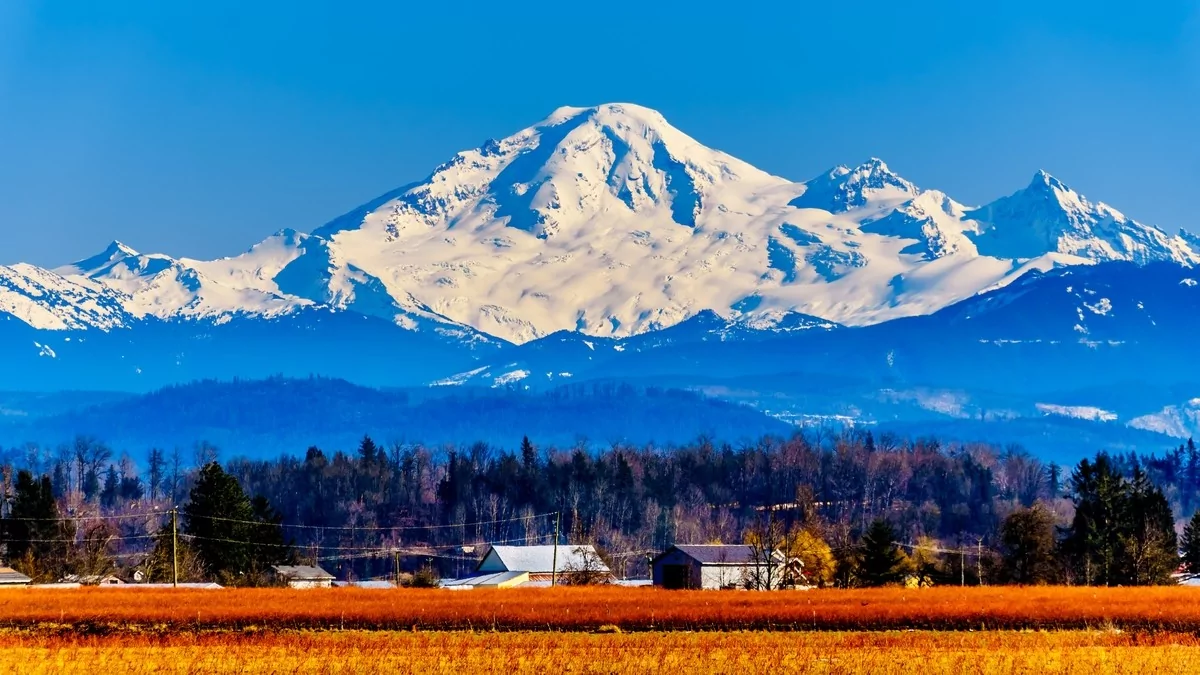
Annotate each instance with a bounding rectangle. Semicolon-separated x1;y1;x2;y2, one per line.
791;157;918;213
1028;169;1071;194
104;240;139;257
548;102;669;126
58;240;141;277
965;173;1194;264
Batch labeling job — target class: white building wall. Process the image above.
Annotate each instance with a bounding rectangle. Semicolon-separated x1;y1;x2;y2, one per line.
699;565;743;590
287;579;332;589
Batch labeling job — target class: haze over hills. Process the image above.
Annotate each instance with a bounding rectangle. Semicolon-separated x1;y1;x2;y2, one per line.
2;103;1199;458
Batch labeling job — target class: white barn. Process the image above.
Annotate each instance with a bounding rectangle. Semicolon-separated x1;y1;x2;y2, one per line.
441;544;612;588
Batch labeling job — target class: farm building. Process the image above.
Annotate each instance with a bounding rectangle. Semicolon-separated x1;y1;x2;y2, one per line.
272;565;335;589
440;571;530;589
441;544;613;588
332;580;396;589
478;544;612;584
58;573;124;585
0;567;32;586
651;545;788;590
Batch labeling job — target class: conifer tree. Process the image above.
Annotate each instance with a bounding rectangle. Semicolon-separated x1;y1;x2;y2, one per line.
859;518;911;586
1181;510;1200;578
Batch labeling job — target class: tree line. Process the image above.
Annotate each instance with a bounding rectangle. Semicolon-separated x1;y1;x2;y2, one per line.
3;431;1200;585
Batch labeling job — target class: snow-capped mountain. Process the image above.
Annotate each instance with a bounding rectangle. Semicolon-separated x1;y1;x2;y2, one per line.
56;239;310;324
0;263;130;330
1130;399;1200;439
965;171;1196;264
5;103;1198;348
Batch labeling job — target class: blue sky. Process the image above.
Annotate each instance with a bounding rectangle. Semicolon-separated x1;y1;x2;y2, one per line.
2;0;1198;266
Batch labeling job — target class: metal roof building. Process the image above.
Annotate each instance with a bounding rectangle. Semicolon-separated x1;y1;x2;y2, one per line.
0;567;32;586
651;545;787;590
478;545;609;579
441;544;613;589
272;565;335;589
440;571;531;589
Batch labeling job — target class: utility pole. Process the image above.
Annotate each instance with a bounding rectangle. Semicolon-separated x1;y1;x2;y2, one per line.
171;507;179;588
960;545;965;587
976;538;983;586
551;512;561;587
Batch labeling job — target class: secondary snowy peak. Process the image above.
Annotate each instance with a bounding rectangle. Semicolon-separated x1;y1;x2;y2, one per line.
0;264;130;330
59;240;141;277
965;171;1196;264
790;158;919;214
56;237;312;325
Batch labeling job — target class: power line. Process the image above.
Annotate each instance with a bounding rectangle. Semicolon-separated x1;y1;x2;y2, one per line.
184;510;557;532
0;511;168;523
2;534;158;544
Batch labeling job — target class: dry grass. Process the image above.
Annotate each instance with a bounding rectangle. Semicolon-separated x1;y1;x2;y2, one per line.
2;586;1200;632
3;630;1200;674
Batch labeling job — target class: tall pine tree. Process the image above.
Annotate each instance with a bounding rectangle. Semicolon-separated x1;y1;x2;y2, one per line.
859;518;912;586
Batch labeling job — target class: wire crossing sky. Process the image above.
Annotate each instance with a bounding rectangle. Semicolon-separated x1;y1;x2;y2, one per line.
2;0;1198;266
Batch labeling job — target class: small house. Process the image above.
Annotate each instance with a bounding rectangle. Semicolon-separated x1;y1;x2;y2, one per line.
651;545;787;590
0;567;32;587
272;565;335;589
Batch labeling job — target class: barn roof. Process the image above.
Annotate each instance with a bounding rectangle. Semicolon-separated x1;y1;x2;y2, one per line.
478;545;609;574
0;567;31;585
272;565;335;580
440;571;529;588
654;545;782;565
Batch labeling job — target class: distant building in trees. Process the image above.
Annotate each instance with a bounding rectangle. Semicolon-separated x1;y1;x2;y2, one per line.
440;544;614;588
651;545;787;590
272;565;335;589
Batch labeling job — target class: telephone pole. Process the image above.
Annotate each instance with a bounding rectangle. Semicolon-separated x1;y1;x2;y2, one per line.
976;538;983;586
551;512;561;587
171;507;179;588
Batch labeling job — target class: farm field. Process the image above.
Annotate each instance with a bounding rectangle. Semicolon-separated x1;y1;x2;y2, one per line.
3;630;1200;674
3;586;1200;632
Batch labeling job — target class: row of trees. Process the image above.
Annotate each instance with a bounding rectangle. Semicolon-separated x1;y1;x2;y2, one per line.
3;431;1200;585
0;462;291;585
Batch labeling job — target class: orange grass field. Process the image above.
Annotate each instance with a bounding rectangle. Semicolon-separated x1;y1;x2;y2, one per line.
3;585;1200;632
3;630;1200;674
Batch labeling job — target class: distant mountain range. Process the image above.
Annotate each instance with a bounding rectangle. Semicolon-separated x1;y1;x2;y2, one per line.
3;103;1199;458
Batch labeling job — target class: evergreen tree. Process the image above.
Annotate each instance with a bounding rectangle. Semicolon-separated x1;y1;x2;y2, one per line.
249;495;293;572
999;504;1057;584
100;465;120;509
859;518;911;586
1181;510;1200;578
1063;454;1127;586
183;462;256;580
1186;438;1200;511
147;447;165;501
1122;468;1178;585
3;472;67;580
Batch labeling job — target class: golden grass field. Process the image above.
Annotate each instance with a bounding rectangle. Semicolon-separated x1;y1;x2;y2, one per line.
5;587;1200;673
3;630;1200;674
2;586;1200;631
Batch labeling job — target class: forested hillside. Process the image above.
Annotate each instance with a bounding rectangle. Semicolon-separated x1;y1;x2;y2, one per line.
3;429;1198;586
0;377;791;456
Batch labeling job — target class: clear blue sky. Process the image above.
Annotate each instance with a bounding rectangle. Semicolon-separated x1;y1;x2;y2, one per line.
2;0;1197;266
